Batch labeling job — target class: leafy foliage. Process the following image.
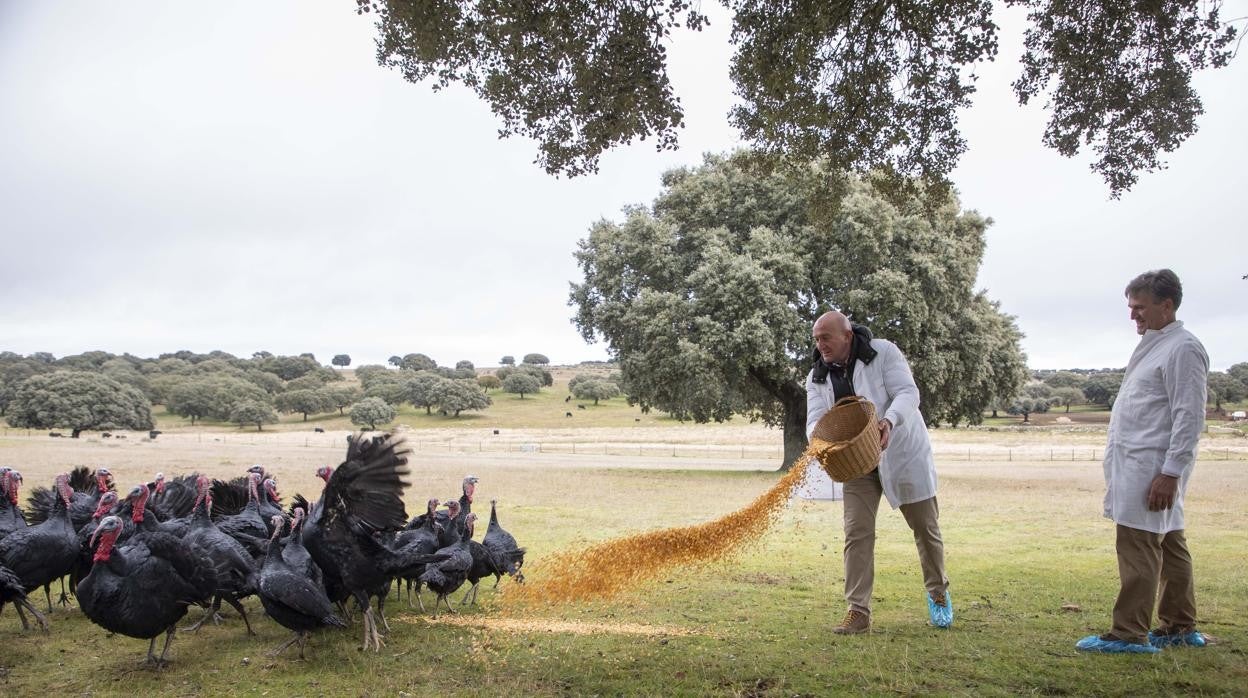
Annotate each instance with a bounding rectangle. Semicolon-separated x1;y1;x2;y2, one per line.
229;400;278;431
572;379;621;406
1082;372;1124;407
6;371;153;437
274;388;334;421
332;354;352;367
400;353;437;371
1208;371;1247;412
165;375;271;425
350;396;396;430
477;374;502;391
1051;386;1086;413
1042;371;1087;389
368;0;707;176
522;353;550;365
325;384;364;415
1008;0;1238;195
361;0;1239;194
435;379;492;417
502;373;542;399
404;372;447;414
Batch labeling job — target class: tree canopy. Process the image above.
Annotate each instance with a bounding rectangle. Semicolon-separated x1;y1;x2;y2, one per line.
435;379;492;417
502;373;542;399
274;388;334;422
572;379;621;406
360;0;1239;195
230;400;278;431
350;397;396;430
7;371;153;437
332;354;352;367
570;152;1026;468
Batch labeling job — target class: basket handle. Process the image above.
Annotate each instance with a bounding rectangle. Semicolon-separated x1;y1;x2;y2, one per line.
832;395;869;409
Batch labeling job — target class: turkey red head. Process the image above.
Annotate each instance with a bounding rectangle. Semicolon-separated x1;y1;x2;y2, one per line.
152;472;166;497
55;473;73;506
315;466;334;483
89;515;123;562
291;506;306;532
248;464;267;481
95;468;113;492
462;475;479;503
192;475;211;511
263;478;280;503
445;500;461;519
92;491;119;520
464;512;478;538
426;498;439;516
3;469;21;505
247;472;261;502
126;484;150;523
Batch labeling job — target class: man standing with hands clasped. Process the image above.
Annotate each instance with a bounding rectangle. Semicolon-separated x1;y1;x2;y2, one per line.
1078;269;1210;654
806;310;951;635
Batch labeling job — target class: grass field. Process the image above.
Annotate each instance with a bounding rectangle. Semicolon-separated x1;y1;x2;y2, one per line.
2;416;1247;695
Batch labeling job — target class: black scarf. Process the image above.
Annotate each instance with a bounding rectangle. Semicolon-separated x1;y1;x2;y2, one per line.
810;323;877;395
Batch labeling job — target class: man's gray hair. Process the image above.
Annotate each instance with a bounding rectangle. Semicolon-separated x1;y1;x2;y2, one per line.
1125;269;1183;309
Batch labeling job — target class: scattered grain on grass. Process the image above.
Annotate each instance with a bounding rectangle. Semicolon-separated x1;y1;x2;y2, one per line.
502;462;812;604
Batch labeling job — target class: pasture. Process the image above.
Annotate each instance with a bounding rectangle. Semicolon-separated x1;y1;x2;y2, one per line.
1;423;1246;696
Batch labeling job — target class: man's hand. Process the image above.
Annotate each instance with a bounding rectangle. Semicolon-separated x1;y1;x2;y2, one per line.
1147;474;1179;511
878;418;893;451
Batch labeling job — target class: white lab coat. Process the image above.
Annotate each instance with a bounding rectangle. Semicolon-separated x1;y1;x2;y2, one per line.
1103;321;1208;533
805;338;937;508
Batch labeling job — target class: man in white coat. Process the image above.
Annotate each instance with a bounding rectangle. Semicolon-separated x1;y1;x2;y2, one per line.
1077;269;1209;654
806;311;950;634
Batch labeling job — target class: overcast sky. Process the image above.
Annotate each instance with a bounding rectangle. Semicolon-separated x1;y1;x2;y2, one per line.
1;2;1244;371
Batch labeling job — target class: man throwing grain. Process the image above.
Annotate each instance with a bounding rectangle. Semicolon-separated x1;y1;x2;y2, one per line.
1077;269;1209;654
806;311;951;634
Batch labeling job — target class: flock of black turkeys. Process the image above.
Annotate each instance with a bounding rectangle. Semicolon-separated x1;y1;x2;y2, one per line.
0;433;526;665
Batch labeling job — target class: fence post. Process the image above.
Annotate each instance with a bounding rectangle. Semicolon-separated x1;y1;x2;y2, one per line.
1009;449;1012;462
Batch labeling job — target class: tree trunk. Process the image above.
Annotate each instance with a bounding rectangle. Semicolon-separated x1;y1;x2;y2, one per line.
1065;404;1071;413
72;428;82;438
745;367;808;472
303;413;308;421
425;406;432;414
780;398;809;472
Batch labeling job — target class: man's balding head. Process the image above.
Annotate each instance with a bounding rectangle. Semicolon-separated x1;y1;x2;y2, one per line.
813;311;854;365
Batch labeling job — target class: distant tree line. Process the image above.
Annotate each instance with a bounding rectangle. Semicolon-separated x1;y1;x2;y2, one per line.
1008;362;1248;421
0;349;349;434
357;353;492;418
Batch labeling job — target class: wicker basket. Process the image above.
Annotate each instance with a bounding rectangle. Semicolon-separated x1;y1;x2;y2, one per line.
807;396;881;482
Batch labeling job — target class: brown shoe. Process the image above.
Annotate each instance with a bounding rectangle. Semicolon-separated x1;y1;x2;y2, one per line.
832;609;870;635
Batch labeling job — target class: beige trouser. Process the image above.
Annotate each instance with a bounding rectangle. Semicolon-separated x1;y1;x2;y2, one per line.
1110;524;1197;645
842;468;948;615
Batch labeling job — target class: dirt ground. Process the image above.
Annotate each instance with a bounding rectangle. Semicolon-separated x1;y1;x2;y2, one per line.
2;424;1244;515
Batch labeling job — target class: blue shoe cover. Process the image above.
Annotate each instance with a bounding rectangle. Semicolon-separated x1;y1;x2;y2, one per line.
927;591;953;628
1076;635;1160;654
1148;630;1207;648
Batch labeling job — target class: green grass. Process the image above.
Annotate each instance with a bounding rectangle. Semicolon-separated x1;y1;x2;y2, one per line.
2;445;1246;696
